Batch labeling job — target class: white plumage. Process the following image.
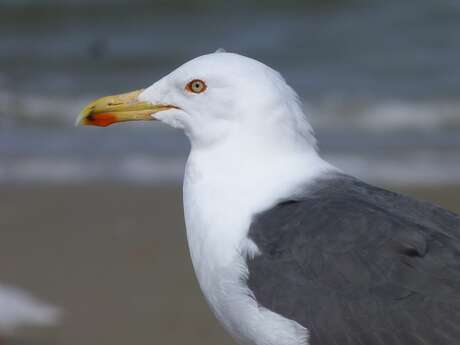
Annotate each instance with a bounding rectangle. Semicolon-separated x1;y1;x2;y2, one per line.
138;52;336;344
0;283;61;336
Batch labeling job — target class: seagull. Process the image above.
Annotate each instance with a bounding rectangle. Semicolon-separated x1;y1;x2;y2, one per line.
76;52;460;345
0;283;61;336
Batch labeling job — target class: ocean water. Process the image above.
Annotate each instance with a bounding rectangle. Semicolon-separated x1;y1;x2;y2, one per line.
1;0;459;185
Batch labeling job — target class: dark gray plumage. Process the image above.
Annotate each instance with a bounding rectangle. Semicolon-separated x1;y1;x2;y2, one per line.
246;173;460;345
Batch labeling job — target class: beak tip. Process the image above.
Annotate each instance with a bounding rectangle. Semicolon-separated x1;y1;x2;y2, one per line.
74;112;88;127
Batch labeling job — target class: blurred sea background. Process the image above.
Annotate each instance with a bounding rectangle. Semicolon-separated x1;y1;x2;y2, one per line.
0;1;459;345
1;0;460;185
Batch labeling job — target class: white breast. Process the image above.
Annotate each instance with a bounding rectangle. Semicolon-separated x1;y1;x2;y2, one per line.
182;143;335;345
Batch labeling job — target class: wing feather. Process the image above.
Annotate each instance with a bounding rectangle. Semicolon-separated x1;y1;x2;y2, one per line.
247;174;460;345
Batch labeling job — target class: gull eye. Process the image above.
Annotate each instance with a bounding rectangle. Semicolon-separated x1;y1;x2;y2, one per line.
186;79;207;94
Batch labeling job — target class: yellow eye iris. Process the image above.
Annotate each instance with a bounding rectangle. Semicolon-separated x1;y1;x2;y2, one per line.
186;79;207;94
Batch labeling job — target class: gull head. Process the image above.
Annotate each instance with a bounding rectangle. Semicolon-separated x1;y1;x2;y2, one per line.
76;52;316;151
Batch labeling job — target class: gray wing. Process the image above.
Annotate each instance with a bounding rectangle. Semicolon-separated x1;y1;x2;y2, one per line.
247;174;460;345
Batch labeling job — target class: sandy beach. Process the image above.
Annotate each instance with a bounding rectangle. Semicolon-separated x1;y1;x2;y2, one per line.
0;183;459;345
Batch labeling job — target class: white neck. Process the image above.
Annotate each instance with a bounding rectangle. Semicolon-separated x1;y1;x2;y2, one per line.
183;134;335;268
182;134;335;345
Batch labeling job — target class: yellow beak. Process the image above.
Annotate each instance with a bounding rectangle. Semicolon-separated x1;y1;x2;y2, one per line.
75;89;177;127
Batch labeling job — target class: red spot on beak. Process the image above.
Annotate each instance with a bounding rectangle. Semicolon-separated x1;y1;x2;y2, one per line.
87;113;118;127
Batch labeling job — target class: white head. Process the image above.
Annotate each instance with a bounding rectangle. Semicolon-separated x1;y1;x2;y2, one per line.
78;52;317;156
140;52;316;151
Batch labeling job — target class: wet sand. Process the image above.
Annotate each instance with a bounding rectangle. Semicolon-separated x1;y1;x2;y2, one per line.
0;183;459;345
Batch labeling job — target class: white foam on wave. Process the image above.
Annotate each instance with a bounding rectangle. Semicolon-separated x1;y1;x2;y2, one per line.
1;151;459;186
327;151;460;186
0;90;88;126
308;98;460;132
0;155;185;184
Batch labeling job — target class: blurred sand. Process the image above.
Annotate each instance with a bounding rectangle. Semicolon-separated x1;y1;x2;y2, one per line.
0;184;232;345
0;183;459;345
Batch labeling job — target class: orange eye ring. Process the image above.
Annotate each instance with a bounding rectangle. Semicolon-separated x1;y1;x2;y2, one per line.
186;79;207;94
